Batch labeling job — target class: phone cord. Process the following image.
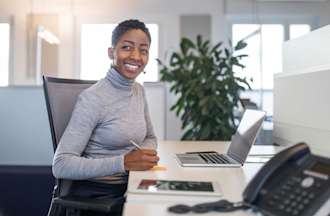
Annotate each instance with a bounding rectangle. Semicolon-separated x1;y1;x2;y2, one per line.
168;199;251;214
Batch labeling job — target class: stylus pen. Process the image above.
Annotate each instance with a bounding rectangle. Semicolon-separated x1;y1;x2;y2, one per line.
129;140;142;150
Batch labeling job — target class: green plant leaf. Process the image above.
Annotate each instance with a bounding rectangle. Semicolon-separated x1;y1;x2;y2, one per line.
170;53;182;67
234;40;247;51
210;42;222;54
180;37;195;55
224;48;230;58
197;35;202;49
234;62;245;68
235;54;248;59
158;36;249;140
182;128;194;140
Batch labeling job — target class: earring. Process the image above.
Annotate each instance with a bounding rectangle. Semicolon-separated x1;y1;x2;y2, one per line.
143;71;146;74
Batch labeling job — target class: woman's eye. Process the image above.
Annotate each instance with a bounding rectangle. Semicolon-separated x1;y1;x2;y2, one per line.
140;49;149;55
122;45;132;50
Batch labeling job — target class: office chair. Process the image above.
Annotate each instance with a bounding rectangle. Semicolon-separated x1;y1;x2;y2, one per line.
43;76;124;216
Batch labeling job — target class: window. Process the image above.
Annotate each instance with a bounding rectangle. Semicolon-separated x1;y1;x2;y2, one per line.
0;23;10;86
232;23;311;90
81;24;159;84
290;24;311;40
232;24;284;90
232;22;311;116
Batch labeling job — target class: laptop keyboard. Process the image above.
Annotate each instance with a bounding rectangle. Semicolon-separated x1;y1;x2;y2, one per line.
199;153;231;164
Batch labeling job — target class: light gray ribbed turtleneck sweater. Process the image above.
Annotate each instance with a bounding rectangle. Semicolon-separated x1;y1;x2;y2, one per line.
52;68;157;180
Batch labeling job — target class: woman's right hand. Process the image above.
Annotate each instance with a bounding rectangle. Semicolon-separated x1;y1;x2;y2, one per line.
124;149;159;171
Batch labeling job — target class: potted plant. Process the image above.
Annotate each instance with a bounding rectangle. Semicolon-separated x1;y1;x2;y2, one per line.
157;35;250;140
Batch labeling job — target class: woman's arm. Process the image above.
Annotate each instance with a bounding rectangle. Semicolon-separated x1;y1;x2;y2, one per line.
52;92;125;180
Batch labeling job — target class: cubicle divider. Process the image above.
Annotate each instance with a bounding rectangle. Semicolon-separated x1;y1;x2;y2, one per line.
0;86;53;165
0;86;54;216
0;165;54;216
273;25;330;157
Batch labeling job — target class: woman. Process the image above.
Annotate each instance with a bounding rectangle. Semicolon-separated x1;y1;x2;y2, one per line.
52;19;159;212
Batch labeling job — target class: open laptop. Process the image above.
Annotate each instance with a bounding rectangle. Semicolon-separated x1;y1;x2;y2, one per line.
175;109;266;167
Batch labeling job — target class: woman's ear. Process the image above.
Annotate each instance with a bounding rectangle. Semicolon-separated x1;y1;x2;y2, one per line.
108;47;114;60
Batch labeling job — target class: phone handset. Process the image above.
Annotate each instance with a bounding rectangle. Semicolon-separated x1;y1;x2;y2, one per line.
243;142;310;204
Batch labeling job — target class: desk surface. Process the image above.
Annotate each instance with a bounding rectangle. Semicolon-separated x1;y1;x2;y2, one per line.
124;141;280;216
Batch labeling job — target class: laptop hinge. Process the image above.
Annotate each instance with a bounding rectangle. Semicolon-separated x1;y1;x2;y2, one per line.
227;152;244;164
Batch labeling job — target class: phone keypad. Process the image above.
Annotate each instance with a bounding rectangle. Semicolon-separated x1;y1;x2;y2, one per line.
265;175;323;215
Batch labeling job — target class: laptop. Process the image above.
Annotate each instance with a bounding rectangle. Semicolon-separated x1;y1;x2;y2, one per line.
175;109;266;167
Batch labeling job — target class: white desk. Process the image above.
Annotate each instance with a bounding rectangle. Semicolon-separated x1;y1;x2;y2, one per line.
124;141;280;216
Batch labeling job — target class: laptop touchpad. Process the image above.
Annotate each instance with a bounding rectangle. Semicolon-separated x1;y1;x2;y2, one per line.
176;154;206;164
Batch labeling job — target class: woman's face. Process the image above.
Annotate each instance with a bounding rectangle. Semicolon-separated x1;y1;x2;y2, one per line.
108;29;150;80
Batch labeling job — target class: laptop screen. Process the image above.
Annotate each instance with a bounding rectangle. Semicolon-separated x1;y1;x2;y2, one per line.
227;109;266;163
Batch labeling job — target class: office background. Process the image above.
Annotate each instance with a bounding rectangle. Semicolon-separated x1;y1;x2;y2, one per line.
1;0;330;162
0;0;330;215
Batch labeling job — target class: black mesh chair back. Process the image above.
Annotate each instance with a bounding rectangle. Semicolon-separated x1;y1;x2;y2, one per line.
43;76;96;152
43;76;123;216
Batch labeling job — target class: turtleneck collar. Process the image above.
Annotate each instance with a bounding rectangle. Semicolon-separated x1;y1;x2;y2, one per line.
106;67;134;91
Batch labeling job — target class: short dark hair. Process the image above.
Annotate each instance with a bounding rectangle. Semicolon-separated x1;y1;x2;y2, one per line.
111;19;151;47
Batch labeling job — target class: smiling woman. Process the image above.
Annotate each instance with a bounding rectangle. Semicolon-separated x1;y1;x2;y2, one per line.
108;28;150;80
52;19;159;215
80;23;159;83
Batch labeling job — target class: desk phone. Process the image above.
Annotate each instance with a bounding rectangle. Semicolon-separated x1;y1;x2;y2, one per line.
243;142;330;216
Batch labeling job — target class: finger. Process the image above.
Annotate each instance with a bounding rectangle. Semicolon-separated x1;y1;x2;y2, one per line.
132;162;157;171
143;162;158;169
141;149;157;156
141;155;159;162
146;156;159;163
127;149;141;157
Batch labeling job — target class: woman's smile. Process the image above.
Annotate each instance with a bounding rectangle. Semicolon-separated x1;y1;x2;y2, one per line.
124;62;141;72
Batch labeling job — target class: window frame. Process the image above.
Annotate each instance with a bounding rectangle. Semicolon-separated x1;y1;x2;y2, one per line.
0;16;13;86
227;15;317;90
227;15;318;41
226;15;318;113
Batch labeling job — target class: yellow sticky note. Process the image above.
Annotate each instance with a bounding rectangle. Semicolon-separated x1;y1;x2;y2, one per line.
150;165;167;171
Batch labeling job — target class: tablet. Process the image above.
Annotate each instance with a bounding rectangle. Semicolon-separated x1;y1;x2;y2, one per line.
129;179;222;197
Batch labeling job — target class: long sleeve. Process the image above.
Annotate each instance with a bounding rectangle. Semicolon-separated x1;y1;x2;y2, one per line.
141;88;158;149
52;92;125;180
52;69;157;180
